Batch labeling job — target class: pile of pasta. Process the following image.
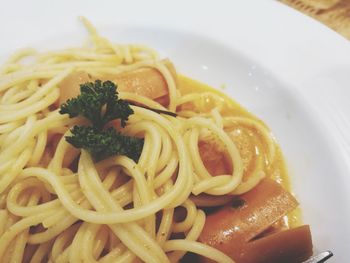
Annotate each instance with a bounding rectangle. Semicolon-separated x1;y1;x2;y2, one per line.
0;19;312;263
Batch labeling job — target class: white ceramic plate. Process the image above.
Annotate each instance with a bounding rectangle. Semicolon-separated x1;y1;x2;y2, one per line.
1;0;350;261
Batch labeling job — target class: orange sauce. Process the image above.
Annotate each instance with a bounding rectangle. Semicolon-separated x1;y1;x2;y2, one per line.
178;75;302;228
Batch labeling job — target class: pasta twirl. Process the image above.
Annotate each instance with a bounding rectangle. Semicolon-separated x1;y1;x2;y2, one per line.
0;18;308;263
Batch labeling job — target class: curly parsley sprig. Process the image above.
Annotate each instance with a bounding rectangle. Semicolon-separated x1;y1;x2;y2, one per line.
59;80;143;162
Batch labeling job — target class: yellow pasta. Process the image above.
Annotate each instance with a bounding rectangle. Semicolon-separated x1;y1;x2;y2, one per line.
0;18;291;263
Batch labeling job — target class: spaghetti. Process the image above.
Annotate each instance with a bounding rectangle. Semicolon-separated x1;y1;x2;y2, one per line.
0;18;300;263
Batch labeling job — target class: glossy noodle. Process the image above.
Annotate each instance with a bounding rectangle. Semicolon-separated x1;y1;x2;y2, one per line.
0;18;309;263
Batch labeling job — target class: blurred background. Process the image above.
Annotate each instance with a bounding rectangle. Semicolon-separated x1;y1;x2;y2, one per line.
281;0;350;39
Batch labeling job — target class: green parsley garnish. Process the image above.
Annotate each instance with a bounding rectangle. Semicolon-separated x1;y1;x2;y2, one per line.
59;80;143;161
